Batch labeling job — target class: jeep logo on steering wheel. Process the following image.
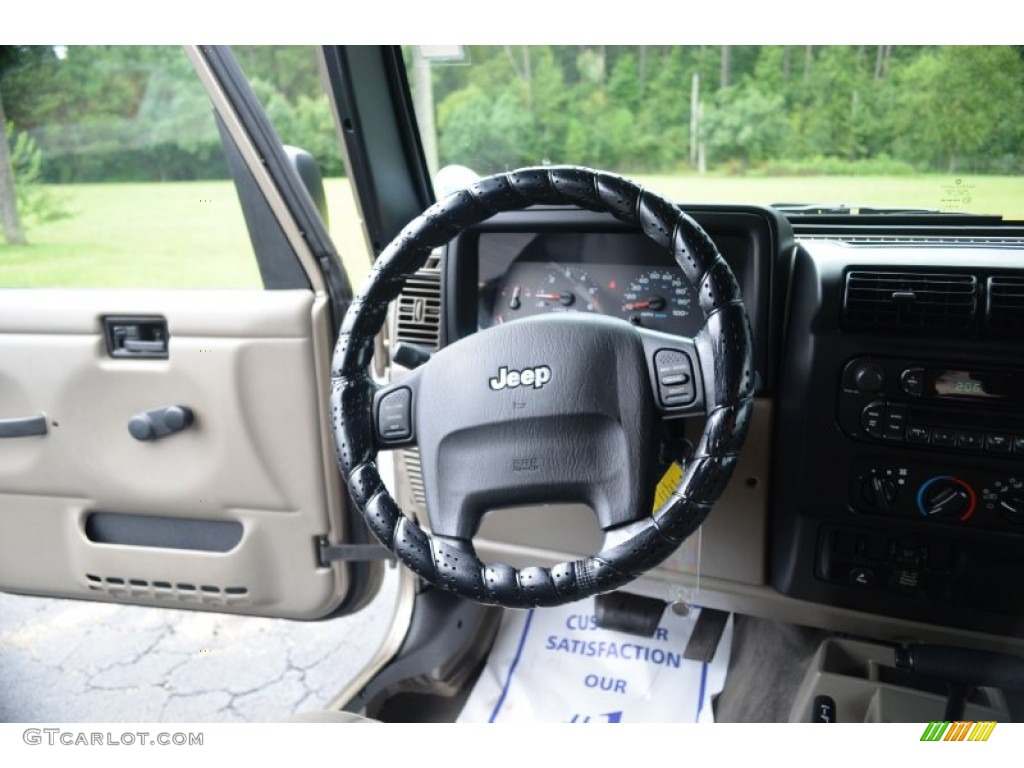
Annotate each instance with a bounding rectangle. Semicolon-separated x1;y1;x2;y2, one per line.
489;365;552;391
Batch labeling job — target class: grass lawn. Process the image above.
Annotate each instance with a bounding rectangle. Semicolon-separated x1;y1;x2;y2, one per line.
2;174;1021;290
0;179;375;290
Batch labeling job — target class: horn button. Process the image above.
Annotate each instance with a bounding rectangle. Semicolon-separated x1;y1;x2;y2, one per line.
373;312;704;541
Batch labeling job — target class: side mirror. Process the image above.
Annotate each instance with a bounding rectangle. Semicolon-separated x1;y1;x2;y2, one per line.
283;145;329;229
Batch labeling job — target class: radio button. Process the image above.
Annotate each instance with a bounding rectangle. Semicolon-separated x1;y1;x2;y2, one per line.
907;425;931;444
861;401;885;439
900;367;925;397
883;405;908;441
986;434;1012;454
932;429;957;447
957;431;985;451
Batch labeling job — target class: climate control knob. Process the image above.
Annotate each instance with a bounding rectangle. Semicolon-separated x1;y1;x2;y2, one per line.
997;485;1024;523
917;476;976;522
861;471;898;511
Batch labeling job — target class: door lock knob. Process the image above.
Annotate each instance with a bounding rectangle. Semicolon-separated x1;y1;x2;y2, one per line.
128;405;194;441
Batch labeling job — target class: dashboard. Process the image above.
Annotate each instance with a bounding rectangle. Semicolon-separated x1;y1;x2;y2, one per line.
428;204;1024;648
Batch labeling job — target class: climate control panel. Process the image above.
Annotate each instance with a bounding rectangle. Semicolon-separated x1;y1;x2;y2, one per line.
849;459;1024;529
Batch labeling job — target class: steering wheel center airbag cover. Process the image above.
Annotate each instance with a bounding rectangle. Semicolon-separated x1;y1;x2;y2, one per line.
416;313;660;539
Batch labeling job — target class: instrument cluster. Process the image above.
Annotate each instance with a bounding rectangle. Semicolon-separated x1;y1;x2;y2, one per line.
484;260;701;337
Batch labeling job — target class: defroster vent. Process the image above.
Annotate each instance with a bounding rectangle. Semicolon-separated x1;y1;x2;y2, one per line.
843;270;978;332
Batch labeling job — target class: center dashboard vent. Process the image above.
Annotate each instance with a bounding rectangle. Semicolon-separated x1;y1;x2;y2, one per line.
987;276;1024;333
843;270;978;332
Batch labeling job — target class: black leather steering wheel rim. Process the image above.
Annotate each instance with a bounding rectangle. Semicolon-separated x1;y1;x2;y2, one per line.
331;166;753;608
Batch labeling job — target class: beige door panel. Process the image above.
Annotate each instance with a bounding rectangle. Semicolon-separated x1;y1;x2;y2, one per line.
0;289;348;618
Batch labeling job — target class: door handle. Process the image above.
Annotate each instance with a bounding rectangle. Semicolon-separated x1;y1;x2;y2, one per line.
128;406;194;441
122;339;168;354
103;316;169;359
0;413;48;438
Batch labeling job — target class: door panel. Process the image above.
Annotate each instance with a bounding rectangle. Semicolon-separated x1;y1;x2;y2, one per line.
0;289;349;618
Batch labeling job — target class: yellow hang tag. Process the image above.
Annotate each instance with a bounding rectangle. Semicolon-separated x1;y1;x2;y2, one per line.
652;462;684;511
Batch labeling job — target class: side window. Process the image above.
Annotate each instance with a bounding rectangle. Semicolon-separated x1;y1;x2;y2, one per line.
231;45;372;288
0;45;260;288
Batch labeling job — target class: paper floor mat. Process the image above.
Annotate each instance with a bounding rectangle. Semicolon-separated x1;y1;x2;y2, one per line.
458;597;732;723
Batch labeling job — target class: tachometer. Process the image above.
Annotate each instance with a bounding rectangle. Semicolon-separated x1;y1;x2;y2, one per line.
494;263;601;324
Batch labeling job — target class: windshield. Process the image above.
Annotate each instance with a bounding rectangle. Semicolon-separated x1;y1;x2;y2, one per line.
407;45;1024;219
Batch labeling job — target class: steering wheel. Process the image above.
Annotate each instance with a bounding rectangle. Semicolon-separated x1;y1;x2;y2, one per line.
331;166;753;609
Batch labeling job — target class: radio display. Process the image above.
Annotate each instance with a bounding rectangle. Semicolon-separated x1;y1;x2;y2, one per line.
932;369;1009;400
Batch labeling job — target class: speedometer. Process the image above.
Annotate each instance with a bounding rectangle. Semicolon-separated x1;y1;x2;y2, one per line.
620;268;694;332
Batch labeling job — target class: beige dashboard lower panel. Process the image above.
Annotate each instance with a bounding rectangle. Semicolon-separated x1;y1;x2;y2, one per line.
0;290;348;619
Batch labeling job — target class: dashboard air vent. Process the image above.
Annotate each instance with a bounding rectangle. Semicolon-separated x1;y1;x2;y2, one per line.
843;270;978;332
394;252;443;348
392;252;442;513
987;276;1024;334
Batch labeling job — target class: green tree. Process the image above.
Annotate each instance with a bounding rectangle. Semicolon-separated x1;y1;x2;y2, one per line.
0;81;25;244
703;83;787;170
437;85;534;172
894;46;1024;172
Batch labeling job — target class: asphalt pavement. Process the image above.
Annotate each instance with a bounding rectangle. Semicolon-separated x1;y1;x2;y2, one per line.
0;566;398;722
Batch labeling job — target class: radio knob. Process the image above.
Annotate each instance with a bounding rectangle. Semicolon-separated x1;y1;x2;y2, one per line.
917;476;976;522
853;363;885;393
900;367;925;397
